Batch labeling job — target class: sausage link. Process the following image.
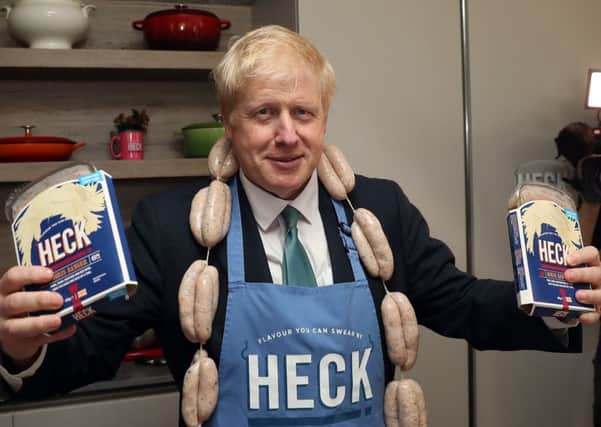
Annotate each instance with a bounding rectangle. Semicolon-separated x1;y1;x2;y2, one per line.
189;187;209;247
351;221;380;277
194;265;219;344
396;379;421;427
317;152;347;200
208;137;239;180
222;180;232;246
381;293;407;368
353;208;394;280
197;353;219;422
390;292;419;371
384;380;401;427
323;144;355;193
407;379;427;427
201;180;229;248
181;360;200;427
210;266;219;320
190;181;231;249
178;260;207;343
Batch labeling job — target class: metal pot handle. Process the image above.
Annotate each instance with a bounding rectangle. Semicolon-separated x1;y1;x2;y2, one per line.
0;5;11;18
20;125;35;136
132;20;144;30
220;19;231;30
72;142;86;153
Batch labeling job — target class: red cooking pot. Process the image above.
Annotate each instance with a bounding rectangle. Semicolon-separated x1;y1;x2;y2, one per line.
132;4;231;51
0;125;85;162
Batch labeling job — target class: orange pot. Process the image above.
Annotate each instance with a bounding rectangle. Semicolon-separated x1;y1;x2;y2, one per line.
0;129;85;162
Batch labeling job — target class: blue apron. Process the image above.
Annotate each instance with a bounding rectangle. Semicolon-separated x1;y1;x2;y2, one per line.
207;178;385;426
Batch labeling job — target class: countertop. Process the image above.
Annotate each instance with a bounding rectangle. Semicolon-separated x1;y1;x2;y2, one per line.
0;360;176;412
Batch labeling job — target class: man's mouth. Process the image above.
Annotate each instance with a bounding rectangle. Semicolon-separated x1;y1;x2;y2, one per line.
268;154;303;164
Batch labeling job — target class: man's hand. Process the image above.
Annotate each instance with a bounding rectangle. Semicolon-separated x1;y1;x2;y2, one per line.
565;246;601;324
0;266;76;370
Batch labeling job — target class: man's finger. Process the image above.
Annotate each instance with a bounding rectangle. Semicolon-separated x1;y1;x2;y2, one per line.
578;312;601;325
565;266;601;285
0;315;61;339
0;291;63;318
568;246;601;267
0;266;54;295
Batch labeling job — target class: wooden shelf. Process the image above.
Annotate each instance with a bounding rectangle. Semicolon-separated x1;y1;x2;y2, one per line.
0;48;224;70
0;159;209;182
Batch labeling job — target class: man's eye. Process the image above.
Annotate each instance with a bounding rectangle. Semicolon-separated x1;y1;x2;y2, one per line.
294;108;313;119
256;108;272;118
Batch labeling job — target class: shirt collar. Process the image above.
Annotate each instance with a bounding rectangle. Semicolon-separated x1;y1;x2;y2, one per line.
239;170;319;231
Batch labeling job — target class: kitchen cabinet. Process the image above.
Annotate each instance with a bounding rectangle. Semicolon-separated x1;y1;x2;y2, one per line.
0;358;178;425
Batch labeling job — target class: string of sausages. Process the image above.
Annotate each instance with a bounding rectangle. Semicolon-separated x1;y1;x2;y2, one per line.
179;138;427;426
318;144;427;427
179;138;237;427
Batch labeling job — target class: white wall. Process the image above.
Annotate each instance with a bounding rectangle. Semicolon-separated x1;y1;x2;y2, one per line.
298;1;469;425
470;0;601;426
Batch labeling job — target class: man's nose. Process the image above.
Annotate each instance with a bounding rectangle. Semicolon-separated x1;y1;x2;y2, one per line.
275;112;299;144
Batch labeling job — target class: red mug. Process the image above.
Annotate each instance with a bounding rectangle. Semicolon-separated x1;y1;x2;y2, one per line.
110;130;144;160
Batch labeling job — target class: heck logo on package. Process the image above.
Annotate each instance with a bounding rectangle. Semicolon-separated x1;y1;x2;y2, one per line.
14;183;105;267
520;201;581;264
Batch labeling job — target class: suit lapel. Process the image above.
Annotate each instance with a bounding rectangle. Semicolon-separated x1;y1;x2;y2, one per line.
239;180;273;283
319;183;354;284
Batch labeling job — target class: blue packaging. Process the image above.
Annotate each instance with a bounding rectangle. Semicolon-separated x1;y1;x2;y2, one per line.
10;169;137;328
507;196;594;319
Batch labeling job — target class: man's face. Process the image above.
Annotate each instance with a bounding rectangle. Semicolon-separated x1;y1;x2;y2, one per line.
223;66;327;200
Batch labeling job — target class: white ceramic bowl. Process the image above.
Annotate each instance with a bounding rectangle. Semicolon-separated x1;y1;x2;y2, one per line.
1;0;95;49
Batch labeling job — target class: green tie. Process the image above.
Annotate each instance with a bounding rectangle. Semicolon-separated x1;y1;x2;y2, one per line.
281;206;317;287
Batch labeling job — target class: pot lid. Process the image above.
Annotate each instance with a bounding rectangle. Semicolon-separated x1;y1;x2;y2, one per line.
0;136;78;144
144;4;219;20
0;126;78;144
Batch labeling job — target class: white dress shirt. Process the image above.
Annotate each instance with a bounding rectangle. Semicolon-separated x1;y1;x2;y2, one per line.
239;169;333;286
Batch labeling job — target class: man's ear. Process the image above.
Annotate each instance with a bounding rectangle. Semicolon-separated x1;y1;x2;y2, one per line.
222;110;234;140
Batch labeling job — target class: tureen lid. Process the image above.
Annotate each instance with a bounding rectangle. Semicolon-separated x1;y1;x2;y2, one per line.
144;4;218;20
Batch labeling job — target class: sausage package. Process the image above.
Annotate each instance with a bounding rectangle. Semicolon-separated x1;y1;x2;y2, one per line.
506;181;594;319
5;164;137;329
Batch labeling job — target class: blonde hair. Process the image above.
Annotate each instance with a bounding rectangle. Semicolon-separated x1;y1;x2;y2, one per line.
212;25;336;114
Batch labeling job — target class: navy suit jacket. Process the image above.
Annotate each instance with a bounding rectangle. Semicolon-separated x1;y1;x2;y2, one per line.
15;174;581;407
